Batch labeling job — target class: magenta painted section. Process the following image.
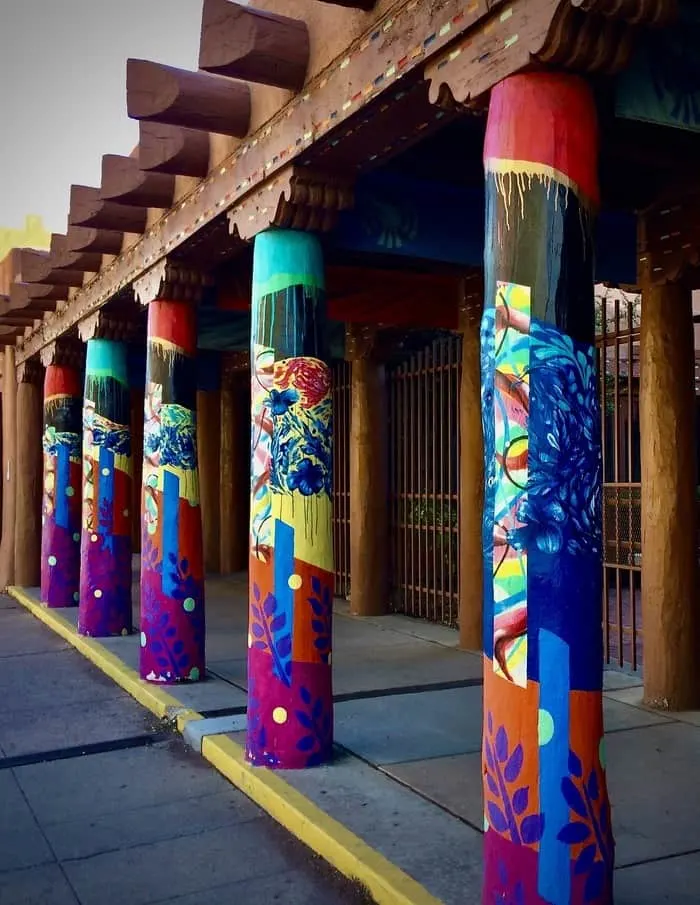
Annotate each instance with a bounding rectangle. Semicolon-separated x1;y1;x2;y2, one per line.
78;339;133;637
40;365;82;608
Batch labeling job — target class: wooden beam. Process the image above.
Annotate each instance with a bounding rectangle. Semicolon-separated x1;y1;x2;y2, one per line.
50;234;103;272
138;122;210;177
0;315;36;328
26;283;68;302
69;185;147;233
18;249;50;283
100;154;175;208
315;0;374;7
66;226;123;256
127;59;250;138
199;0;309;92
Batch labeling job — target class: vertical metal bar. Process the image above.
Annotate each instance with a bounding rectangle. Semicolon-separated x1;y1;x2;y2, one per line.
447;334;455;620
432;341;439;623
598;292;610;665
403;360;409;614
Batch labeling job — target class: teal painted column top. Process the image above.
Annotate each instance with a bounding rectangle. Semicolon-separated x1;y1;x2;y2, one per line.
85;338;129;385
252;229;325;303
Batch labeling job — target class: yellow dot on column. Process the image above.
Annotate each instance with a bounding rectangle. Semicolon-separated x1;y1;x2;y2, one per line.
272;707;288;725
288;574;302;591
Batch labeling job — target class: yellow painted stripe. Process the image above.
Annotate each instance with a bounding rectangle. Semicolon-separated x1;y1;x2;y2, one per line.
203;734;445;905
7;585;446;905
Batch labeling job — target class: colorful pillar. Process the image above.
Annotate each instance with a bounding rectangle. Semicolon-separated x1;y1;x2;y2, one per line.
78;339;133;636
41;356;82;607
139;298;205;682
247;229;334;769
480;73;613;904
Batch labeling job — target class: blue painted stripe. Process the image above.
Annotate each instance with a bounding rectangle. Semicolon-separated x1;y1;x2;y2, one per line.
538;628;571;905
252;229;324;303
86;338;128;384
273;519;295;682
97;447;115;535
162;470;180;598
54;444;70;529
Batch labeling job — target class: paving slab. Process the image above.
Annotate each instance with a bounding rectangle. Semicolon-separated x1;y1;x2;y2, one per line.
43;786;260;862
14;740;228;824
605;722;700;867
603;696;673;733
603;669;643;691
0;609;70;658
62;821;296;905
0;863;80;905
614;853;700;904
384;751;482;827
0;772;54;873
0;696;154;758
336;685;483;764
224;733;484;905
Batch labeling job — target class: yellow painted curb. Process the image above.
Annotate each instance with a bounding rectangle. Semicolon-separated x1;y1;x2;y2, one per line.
8;585;445;905
203;734;445;905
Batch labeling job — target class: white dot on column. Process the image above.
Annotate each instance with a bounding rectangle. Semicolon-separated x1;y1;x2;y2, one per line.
94;589;103;599
101;467;110;477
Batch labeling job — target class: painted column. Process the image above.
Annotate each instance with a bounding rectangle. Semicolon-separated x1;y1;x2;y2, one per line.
458;282;484;650
78;339;133;636
41;361;82;607
140;299;205;682
14;361;43;587
481;73;613;904
0;346;18;588
247;229;333;769
347;324;388;617
639;270;700;710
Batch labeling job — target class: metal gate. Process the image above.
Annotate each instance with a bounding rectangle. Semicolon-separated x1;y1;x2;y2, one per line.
387;335;462;625
596;288;643;672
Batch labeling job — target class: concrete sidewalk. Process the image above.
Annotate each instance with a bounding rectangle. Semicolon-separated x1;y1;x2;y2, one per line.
9;577;700;904
0;593;371;905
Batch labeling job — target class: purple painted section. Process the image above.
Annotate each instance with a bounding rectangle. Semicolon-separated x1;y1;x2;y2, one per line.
79;534;133;636
247;648;333;768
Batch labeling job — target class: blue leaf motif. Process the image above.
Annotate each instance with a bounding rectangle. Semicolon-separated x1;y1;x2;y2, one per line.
311;576;322;596
485;738;495;772
150;641;163;653
512;787;529;815
504;744;523;782
252;641;266;650
295;711;313;729
300;686;312;706
263;594;277;617
173;640;184;654
569;750;583;778
276;634;292;658
587;769;599;802
309;597;324;616
584;860;606;902
520;814;545;845
487;711;493;734
575;843;597;876
314;637;330;649
251;623;265;638
297;735;315;752
495;727;509;763
562;776;588;818
311;619;325;633
487;774;499;797
313;698;323;719
253;584;261;602
270;614;286;633
166;626;177;638
251;604;262;621
487;802;508;833
557;821;592;845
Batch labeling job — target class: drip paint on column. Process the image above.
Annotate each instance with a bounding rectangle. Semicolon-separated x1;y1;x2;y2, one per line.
41;364;82;607
78;339;133;636
139;300;205;683
481;73;613;905
248;229;333;769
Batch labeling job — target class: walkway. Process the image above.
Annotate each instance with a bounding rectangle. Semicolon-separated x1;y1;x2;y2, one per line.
0;592;370;905
8;575;700;904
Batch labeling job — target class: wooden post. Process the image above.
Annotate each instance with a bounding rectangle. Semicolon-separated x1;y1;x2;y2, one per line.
220;353;249;574
481;73;613;904
247;229;333;769
458;279;484;650
347;324;388;617
639;269;700;710
14;360;44;587
197;382;222;574
0;347;18;588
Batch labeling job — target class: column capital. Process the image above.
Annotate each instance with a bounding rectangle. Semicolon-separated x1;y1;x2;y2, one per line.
16;357;43;386
77;309;144;344
228;164;354;242
221;350;250;386
344;324;383;362
39;337;85;370
132;258;211;306
457;271;484;332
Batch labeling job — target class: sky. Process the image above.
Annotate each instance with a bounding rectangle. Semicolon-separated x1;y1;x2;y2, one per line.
0;0;203;234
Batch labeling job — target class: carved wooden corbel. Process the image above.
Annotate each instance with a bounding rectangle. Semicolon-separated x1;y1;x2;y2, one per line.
132;259;212;306
39;337;85;371
227;165;354;241
16;358;43;386
425;0;677;108
77;309;144;344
